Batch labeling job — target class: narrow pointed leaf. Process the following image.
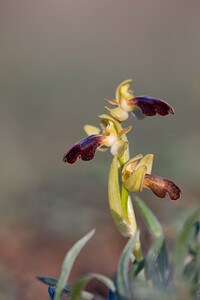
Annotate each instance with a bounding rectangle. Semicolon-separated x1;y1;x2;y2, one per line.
54;229;95;300
117;231;139;299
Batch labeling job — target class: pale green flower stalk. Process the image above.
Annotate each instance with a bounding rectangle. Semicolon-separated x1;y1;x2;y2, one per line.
63;79;181;262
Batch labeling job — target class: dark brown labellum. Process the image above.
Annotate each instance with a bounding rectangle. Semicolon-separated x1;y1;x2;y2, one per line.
63;135;104;164
144;174;181;200
130;96;174;116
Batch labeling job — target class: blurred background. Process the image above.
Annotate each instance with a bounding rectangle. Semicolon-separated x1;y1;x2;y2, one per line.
1;0;200;299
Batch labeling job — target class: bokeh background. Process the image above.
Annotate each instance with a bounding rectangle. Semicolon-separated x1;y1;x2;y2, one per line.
1;0;200;299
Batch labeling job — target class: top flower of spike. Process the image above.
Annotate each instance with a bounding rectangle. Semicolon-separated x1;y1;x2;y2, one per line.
105;79;174;122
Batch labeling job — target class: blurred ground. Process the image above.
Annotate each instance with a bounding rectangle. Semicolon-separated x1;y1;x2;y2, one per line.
1;0;200;299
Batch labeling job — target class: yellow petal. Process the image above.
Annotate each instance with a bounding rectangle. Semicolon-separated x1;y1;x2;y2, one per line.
84;125;101;136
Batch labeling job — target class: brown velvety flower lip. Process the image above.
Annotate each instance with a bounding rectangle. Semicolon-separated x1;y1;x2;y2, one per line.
130;96;174;116
144;174;181;200
63;135;104;164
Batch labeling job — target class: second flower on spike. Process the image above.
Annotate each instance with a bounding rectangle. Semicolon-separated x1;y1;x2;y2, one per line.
63;114;131;164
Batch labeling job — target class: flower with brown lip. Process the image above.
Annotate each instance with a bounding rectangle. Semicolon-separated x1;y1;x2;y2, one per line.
105;79;174;122
63;114;131;164
122;154;181;201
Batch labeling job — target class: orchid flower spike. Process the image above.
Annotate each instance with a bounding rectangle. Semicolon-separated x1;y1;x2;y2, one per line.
122;154;181;201
105;79;174;122
63;114;131;164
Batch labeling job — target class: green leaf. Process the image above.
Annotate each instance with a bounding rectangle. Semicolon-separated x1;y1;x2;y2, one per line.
174;207;200;275
134;196;163;239
54;229;95;300
71;273;115;300
117;231;139;299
